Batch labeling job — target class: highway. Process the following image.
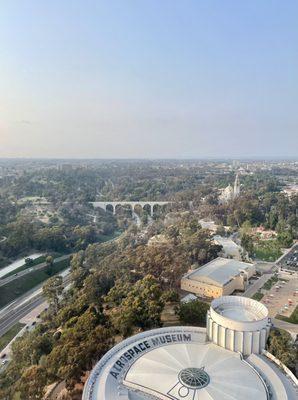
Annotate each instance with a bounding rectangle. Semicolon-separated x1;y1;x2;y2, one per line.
0;235;120;339
0;297;44;337
0;254;71;287
0;274;71;337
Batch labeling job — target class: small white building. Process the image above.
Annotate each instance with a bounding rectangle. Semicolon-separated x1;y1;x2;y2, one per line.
181;257;255;298
213;235;242;260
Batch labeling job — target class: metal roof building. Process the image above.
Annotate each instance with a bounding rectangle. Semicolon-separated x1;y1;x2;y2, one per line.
181;257;255;298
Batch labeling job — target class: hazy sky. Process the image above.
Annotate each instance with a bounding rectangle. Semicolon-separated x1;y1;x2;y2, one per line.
0;1;297;159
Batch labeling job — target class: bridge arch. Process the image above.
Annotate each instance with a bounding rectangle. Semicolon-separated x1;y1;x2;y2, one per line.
115;203;133;216
133;203;143;214
142;204;152;216
105;204;114;214
152;203;165;214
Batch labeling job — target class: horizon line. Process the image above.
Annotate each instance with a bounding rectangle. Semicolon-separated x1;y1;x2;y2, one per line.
0;156;297;162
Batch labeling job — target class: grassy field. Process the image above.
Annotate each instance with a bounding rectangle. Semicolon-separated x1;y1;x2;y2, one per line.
0;258;70;309
276;305;298;324
1;252;63;279
252;291;264;301
254;240;282;262
0;322;25;352
262;275;279;291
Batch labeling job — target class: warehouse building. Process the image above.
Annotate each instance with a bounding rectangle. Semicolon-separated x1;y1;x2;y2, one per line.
181;257;255;298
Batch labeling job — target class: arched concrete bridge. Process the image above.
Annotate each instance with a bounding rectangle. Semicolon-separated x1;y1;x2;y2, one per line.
91;201;170;216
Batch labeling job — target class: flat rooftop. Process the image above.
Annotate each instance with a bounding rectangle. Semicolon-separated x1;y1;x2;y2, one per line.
184;257;253;286
212;296;268;322
215;303;264;321
83;325;297;400
124;342;268;400
213;235;242;258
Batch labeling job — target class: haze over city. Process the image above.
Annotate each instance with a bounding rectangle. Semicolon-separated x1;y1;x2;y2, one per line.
1;1;298;159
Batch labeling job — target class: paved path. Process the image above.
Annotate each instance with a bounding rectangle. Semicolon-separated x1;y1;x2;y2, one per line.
273;318;298;339
0;255;71;287
242;274;273;298
46;381;66;399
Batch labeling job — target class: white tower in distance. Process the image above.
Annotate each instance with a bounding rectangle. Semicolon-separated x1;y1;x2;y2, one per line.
233;173;240;198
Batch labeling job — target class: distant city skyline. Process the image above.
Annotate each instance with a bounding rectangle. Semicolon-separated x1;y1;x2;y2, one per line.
1;1;297;159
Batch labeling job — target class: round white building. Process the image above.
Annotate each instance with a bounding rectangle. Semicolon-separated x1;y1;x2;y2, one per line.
207;296;271;355
83;296;297;400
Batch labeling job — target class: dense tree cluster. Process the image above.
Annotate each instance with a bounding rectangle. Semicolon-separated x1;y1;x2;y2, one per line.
176;299;209;326
267;328;297;369
208;190;297;239
0;214;222;399
0;211;117;267
108;275;164;337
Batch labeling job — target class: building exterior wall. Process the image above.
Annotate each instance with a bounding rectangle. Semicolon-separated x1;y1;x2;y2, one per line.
180;276;241;298
206;297;271;356
181;277;223;298
222;278;240;295
181;264;255;299
243;265;255;280
206;311;270;355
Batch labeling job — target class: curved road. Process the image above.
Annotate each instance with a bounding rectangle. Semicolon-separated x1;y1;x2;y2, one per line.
273;318;298;339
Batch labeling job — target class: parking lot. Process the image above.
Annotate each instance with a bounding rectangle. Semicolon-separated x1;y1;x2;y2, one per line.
277;243;298;273
260;275;298;318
